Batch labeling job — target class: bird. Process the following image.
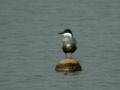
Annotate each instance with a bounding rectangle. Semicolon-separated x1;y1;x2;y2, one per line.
58;29;77;58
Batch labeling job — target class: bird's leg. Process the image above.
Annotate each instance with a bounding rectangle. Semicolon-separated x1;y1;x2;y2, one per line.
65;53;67;59
70;53;72;59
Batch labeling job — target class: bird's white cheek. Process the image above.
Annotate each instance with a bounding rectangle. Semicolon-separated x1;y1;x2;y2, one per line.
63;33;72;37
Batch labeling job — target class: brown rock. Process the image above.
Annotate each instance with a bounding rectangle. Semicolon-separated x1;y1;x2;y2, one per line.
55;58;82;72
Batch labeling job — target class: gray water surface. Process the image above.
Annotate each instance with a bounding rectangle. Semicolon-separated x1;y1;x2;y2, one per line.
0;0;120;90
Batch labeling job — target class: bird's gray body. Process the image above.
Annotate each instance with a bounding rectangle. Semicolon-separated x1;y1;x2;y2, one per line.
62;36;77;53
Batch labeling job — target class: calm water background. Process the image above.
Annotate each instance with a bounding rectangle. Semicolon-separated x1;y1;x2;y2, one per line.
0;0;120;90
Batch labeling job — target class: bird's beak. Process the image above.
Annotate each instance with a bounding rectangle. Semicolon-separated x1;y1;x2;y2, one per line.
58;32;64;34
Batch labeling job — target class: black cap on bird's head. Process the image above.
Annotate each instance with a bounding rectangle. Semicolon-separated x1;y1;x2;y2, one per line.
58;29;73;35
64;29;73;34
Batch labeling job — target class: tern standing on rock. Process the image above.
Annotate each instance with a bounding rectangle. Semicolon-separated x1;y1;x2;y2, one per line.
58;29;77;58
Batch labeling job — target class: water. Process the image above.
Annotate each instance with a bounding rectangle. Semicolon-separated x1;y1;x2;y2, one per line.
0;0;120;90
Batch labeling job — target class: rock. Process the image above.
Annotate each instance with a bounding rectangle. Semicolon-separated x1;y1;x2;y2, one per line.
55;58;82;72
